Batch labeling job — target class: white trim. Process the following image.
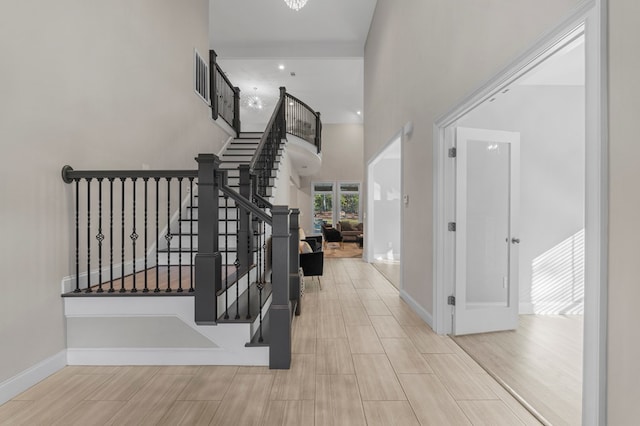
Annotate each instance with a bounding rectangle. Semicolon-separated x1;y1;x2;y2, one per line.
582;2;608;424
0;351;67;405
400;289;433;328
217;135;236;156
431;1;606;424
519;302;534;315
66;347;268;366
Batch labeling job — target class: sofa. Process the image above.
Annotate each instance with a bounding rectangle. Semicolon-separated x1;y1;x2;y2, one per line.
336;221;363;242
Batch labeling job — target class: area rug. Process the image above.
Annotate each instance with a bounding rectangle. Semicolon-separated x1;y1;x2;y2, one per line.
323;242;363;259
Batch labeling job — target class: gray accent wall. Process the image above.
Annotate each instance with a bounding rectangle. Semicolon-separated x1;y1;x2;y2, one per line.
609;1;640;422
0;0;230;384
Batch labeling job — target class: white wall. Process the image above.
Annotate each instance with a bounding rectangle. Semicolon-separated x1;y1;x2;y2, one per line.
0;0;230;385
371;154;401;259
297;123;364;233
364;0;581;323
460;85;585;314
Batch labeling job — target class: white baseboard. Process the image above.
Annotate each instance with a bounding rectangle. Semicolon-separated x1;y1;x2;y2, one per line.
399;289;433;328
0;351;67;405
519;302;534;314
67;347;268;366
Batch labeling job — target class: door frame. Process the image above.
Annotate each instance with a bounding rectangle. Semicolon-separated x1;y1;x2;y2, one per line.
366;130;403;288
432;1;607;424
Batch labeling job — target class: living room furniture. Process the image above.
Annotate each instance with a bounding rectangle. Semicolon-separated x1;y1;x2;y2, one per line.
299;229;323;288
321;224;343;249
336;221;364;242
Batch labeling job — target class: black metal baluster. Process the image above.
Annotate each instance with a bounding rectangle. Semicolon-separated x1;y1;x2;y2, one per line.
86;178;92;293
97;178;104;293
74;179;80;293
120;178;126;293
246;209;252;320
257;220;264;342
189;177;194;292
143;178;149;292
235;206;240;320
165;178;172;292
130;178;138;293
155;177;160;292
109;178;114;292
178;178;183;292
223;194;229;319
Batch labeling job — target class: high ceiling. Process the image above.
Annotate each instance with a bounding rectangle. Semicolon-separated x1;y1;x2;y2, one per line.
210;0;378;126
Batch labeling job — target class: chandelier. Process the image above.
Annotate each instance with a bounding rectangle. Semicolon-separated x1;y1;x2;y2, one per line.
284;0;309;11
243;88;264;110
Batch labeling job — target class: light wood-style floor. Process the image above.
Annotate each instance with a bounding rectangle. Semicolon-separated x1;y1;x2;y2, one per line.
453;315;583;426
0;259;540;425
372;260;400;289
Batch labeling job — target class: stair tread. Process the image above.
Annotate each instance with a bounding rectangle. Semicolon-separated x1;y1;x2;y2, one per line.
217;281;272;324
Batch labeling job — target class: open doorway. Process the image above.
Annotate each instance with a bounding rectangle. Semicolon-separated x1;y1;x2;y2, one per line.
367;135;402;288
436;26;589;425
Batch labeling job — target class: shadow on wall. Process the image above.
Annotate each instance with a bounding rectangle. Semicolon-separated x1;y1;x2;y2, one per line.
531;228;584;314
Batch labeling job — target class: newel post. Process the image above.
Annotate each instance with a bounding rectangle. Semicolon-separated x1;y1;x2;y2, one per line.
209;50;219;121
233;86;241;134
195;154;221;325
279;86;287;139
315;111;322;153
289;209;301;316
238;165;252;272
270;206;291;369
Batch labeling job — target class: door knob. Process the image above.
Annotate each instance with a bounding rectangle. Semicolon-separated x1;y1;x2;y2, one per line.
511;238;520;244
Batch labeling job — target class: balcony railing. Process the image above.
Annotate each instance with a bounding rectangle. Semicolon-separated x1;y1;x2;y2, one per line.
210;50;240;133
250;87;322;198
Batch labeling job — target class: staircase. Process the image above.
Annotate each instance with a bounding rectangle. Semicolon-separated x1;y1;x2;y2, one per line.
62;132;289;367
60;82;319;370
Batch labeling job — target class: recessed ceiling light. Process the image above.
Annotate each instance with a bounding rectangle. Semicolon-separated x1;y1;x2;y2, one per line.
278;64;285;70
356;111;362;115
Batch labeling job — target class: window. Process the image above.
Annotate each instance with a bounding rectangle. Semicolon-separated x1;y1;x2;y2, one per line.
313;182;334;233
339;182;361;225
193;49;209;104
312;182;361;233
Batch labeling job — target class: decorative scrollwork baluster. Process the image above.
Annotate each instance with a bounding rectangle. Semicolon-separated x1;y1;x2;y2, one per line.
96;178;104;293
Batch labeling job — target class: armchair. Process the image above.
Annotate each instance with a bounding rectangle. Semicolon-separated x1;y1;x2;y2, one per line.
320;224;343;249
299;229;323;288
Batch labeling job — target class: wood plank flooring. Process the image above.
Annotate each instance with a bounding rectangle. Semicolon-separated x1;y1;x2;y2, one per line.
453;315;583;426
0;258;540;425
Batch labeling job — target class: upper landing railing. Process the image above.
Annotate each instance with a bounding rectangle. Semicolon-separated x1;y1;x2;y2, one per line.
210;50;241;133
250;87;322;197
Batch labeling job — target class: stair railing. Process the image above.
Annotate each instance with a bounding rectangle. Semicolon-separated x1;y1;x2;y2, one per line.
285;92;322;153
61;154;296;369
210;50;241;134
249;87;322;198
249;87;287;198
61;165;199;296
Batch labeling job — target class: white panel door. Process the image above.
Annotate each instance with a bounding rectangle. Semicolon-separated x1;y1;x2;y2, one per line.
453;127;520;335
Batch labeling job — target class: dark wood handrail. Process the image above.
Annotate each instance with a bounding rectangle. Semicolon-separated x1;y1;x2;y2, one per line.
285;92;318;118
249;90;286;173
61;166;198;183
